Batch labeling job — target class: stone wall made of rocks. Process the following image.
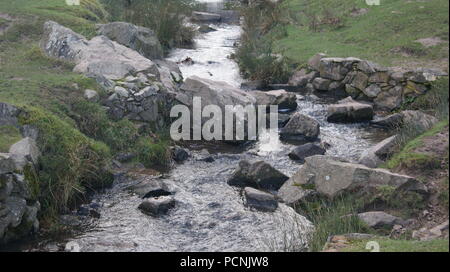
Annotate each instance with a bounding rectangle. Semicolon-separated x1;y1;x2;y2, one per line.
289;53;448;111
1;103;41;245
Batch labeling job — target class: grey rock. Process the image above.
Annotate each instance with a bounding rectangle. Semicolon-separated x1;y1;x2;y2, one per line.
288;69;318;87
308;53;327;71
368;71;390;83
98;22;163;60
20;125;39;141
373;86;403;111
363;84;382;98
138;196;175;216
114;86;129;98
357;60;386;74
358;135;398;168
84;89;99;102
0;102;20;127
42;21;158;81
288;155;426;198
228;160;289;191
244;187;278;212
280;112;320;141
278;178;317;207
370;113;404;129
319;57;360;81
358;211;405;229
0;154;16;175
192;11;221;22
172;147;189;163
312;77;332;91
350;71;369;90
8;138;40;171
288;143;326;163
252;90;297;110
400;110;438;133
327;97;374;123
130;178;171;200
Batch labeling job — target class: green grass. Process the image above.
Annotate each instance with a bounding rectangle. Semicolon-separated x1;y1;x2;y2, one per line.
0;0;108;37
18;107;113;217
273;0;449;67
0;125;22;152
342;238;449;252
384;120;449;169
297;197;373;252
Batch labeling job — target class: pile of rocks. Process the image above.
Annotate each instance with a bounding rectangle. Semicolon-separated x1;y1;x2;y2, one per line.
1;103;41;245
41;21;182;127
289;53;448;111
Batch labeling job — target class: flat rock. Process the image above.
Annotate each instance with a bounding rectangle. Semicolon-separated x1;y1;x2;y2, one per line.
327;97;374;123
357;211;405;229
289;155;427;199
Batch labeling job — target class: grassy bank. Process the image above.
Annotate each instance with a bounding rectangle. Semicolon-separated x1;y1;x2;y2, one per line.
0;0;171;224
275;0;449;68
237;0;449;83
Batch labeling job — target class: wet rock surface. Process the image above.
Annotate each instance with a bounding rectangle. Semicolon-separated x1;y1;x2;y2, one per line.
244;187;278;212
228;160;289;191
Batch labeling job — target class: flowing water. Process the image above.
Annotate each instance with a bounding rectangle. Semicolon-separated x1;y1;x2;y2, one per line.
4;0;387;252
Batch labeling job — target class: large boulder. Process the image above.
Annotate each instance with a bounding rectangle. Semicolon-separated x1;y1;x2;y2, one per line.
280;112;320;141
228;160;289;191
8;137;40;171
357;211;405;229
288;155;428;199
288;143;326;163
177;76;256;110
97;22;163;60
176;76;257;140
252;90;297;110
327;97;374;123
41;21;158;83
358;135;398;168
244;187;278;212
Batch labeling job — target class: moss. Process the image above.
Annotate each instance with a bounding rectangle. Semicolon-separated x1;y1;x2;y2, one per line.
0;125;22;152
18;107;112;215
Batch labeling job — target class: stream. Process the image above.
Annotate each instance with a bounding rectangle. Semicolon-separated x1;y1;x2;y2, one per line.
5;0;387;252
